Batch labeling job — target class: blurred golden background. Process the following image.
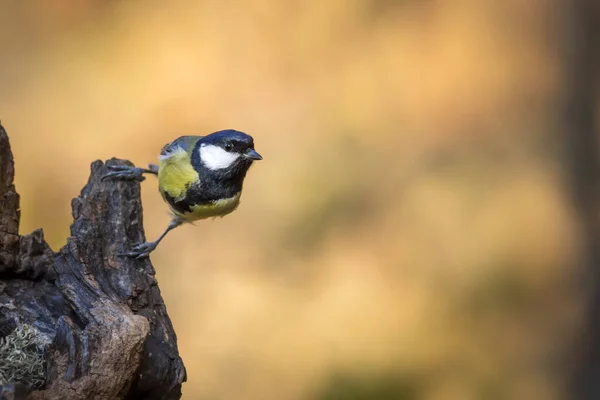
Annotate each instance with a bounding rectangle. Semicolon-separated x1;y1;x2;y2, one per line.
0;1;596;399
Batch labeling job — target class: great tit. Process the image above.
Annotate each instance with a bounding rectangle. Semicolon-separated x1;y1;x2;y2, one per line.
103;129;262;258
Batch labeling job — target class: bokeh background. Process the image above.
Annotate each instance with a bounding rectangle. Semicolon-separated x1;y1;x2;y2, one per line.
0;1;598;399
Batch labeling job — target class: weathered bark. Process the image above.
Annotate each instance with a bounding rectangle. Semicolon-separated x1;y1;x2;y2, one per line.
0;124;19;271
0;123;186;400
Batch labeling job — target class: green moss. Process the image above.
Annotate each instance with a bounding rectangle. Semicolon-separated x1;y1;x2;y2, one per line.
0;323;46;389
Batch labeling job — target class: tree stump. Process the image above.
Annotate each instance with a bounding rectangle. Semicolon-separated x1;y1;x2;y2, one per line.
0;123;186;400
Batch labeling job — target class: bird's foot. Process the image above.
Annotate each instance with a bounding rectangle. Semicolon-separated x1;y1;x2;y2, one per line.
118;241;158;258
101;165;147;182
146;164;159;174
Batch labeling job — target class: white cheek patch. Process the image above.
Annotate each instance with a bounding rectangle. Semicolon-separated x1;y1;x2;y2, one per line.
200;144;240;170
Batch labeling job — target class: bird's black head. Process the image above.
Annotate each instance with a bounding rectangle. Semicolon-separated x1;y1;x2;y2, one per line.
193;129;262;180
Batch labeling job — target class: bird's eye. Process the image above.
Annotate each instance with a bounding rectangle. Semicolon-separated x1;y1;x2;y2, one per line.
224;142;234;152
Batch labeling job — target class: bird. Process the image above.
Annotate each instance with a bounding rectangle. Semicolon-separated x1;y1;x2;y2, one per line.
102;129;262;258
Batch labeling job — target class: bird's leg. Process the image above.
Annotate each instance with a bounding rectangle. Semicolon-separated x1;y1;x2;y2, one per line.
101;164;159;182
120;217;184;258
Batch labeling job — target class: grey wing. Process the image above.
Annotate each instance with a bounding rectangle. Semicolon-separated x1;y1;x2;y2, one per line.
159;135;203;158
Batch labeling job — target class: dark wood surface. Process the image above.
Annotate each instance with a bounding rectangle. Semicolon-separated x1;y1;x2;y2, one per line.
0;123;185;400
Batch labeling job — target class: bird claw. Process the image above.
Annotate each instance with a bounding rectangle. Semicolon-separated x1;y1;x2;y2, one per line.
146;164;159;174
101;165;146;182
118;242;158;258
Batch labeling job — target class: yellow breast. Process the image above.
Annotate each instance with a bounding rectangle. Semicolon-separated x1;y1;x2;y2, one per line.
178;193;242;221
158;147;199;202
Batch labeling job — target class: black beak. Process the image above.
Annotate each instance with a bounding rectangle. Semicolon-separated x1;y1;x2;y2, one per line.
245;148;263;160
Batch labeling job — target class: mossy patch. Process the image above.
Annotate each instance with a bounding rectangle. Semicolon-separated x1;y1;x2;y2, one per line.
0;322;46;389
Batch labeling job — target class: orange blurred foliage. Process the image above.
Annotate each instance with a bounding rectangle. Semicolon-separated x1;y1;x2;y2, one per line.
0;1;584;399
